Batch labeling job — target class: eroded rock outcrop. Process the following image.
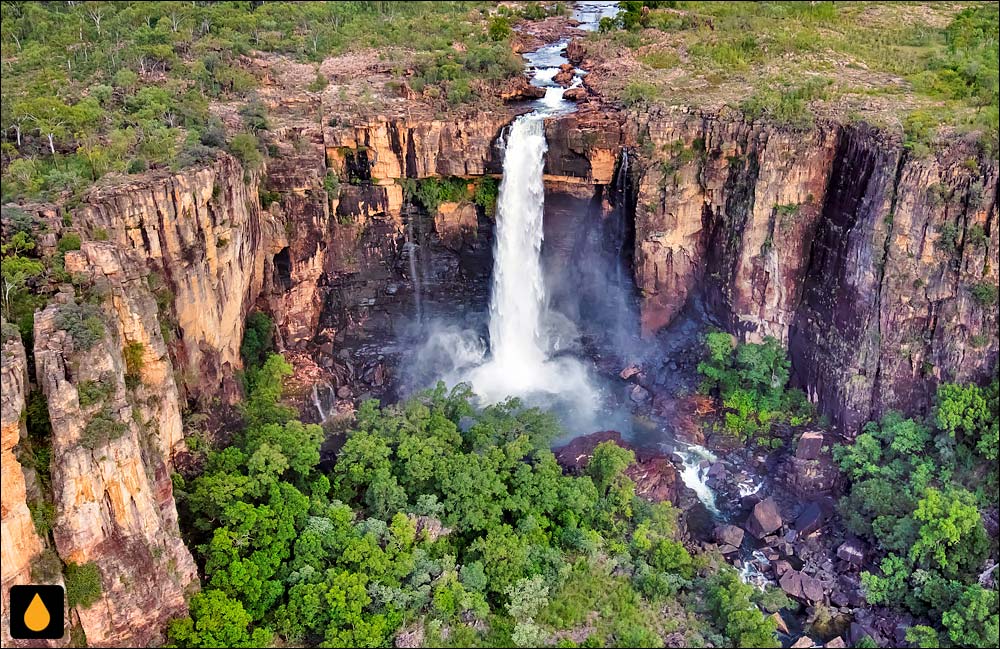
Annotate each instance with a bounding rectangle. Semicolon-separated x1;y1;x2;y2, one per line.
325;115;511;181
69;154;268;404
33;296;197;647
1;332;45;646
64;243;186;458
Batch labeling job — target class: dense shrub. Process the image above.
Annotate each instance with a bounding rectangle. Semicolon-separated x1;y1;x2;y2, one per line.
834;378;999;646
57;233;82;253
697;332;812;441
65;562;103;608
123;341;145;389
80;408;128;449
54;302;105;350
240;311;274;369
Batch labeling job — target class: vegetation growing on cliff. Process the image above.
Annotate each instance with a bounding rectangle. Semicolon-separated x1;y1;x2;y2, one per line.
0;2;528;202
696;332;813;443
400;176;500;216
591;2;998;151
835;378;1000;647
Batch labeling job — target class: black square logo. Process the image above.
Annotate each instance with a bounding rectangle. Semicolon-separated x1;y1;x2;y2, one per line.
9;585;64;639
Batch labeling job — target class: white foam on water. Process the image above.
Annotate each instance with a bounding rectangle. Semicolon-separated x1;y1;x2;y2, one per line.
668;442;719;514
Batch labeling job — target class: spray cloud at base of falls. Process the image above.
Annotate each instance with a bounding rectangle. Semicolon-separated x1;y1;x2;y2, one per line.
421;113;603;431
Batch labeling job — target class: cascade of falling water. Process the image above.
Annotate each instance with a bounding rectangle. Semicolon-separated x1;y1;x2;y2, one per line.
406;216;423;322
311;382;327;423
485;114;549;372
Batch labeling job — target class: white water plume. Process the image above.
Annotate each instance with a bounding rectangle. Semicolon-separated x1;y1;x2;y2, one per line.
676;443;720;515
460;115;599;425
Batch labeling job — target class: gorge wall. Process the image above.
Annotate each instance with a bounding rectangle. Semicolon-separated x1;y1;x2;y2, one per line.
1;104;997;646
630;109;998;432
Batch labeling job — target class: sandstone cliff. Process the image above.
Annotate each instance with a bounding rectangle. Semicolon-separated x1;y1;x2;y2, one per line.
69;154;267;405
1;332;45;646
33;292;197;647
630;109;998;431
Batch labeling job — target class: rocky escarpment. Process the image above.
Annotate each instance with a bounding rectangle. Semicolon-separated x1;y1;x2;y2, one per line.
630;109;999;432
1;333;46;646
33;287;197;647
2;96;996;646
65;154;268;405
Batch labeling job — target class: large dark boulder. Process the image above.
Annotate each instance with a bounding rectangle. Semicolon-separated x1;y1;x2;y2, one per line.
795;431;825;460
714;524;745;548
795;502;824;537
746;497;783;538
836;540;864;566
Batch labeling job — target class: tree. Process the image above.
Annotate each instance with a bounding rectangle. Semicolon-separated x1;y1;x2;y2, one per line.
586;441;635;495
168;589;273;648
910;487;986;572
705;568;780;648
16;96;100;155
1;232;44;320
936;381;999;461
941;584;999;648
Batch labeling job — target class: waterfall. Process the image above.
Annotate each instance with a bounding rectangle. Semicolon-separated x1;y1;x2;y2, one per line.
418;3;606;429
311;382;327;423
406;217;423;322
459;112;598;425
486;115;549;372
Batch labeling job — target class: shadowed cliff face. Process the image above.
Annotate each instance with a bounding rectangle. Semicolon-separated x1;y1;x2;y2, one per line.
628;111;998;433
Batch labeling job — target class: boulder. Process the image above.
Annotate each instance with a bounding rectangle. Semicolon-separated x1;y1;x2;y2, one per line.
795;431;825;460
836;540;864;565
770;612;790;635
500;76;547;101
620;364;642;380
780;570;803;599
746;497;783;538
630;384;650;403
566;39;586;64
707;462;727;479
553;62;575;86
795;502;824;537
715;524;745;548
774;560;792;576
790;637;815;648
800;573;825;602
825;638;846;649
563;86;588;101
395;624;425;648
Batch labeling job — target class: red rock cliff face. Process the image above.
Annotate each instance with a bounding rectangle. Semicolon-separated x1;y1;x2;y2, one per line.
630;109;998;432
